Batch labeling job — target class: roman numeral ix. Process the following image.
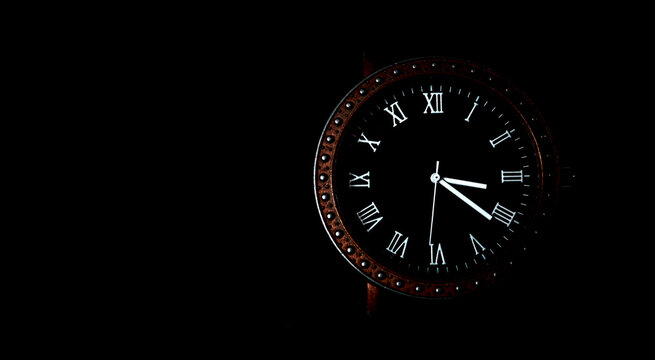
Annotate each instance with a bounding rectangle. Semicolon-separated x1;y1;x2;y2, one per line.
349;171;371;188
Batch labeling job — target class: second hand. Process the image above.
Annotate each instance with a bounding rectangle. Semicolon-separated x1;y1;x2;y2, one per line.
428;161;440;246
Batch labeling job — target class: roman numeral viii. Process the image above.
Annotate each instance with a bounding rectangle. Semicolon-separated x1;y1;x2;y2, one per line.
356;202;383;232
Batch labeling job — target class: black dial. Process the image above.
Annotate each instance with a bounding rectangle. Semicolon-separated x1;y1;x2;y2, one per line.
315;57;558;298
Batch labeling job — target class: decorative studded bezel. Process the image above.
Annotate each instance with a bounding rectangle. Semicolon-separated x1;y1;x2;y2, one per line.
313;57;559;299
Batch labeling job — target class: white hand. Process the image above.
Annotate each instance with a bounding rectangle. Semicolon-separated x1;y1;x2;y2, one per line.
439;179;492;220
428;161;440;245
441;177;487;189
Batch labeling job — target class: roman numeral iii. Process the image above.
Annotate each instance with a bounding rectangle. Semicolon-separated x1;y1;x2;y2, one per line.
501;170;523;183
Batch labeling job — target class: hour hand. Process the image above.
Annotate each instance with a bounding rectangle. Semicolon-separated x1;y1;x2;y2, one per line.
438;179;492;220
442;177;487;189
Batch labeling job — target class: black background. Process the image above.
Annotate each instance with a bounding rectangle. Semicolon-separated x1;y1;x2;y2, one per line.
21;7;650;354
218;16;649;346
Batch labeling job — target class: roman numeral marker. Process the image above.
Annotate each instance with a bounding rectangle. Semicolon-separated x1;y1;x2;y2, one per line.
422;92;444;114
349;171;371;188
356;202;383;232
489;130;511;148
492;202;516;227
501;170;524;183
430;243;446;265
469;233;486;255
357;132;381;152
384;101;408;127
386;230;409;258
464;102;479;122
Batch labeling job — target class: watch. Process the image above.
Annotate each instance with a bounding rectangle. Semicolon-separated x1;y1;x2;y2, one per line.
313;56;560;309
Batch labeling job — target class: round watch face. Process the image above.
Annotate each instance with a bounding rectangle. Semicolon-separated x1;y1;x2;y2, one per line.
314;57;558;298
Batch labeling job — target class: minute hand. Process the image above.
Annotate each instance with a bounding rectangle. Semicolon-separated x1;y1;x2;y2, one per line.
439;179;492;220
441;177;487;189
